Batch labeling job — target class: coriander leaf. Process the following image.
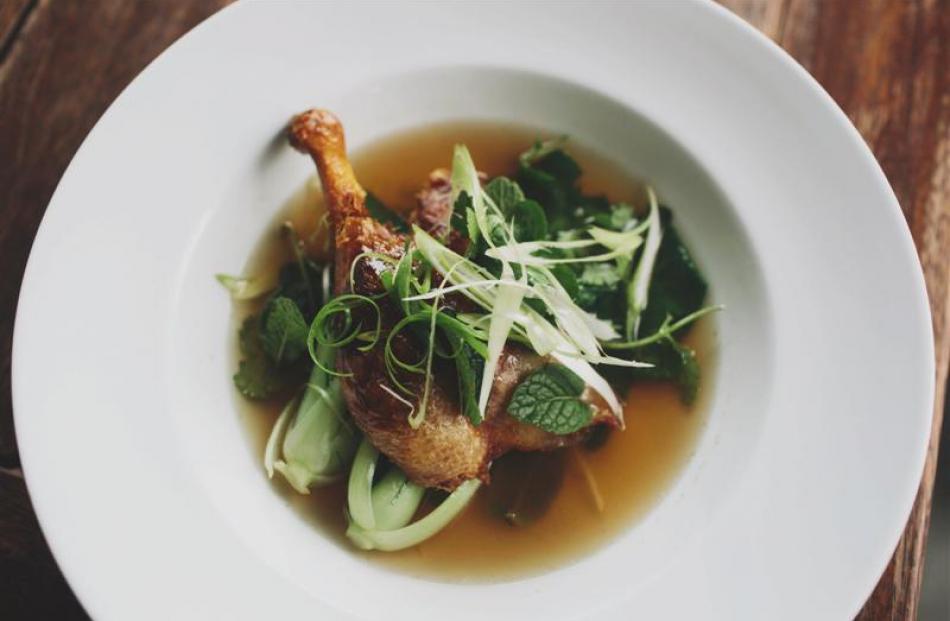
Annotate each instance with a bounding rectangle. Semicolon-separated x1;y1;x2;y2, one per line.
589;203;637;231
507;364;593;434
576;263;624;324
260;297;309;364
579;263;621;288
637;208;707;336
484;177;525;214
366;192;409;233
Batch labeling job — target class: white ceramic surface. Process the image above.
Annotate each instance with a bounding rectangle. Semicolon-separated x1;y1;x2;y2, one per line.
12;2;933;620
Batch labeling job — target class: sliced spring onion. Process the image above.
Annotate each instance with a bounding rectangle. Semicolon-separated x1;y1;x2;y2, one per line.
414;225;625;420
346;479;481;551
478;263;525;418
604;305;724;350
626;187;663;339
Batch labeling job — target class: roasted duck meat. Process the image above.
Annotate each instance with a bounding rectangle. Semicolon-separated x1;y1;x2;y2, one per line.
289;109;618;490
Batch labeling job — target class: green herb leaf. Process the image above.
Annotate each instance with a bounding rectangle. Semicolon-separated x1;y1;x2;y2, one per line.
590;203;637;231
233;315;287;399
574;263;623;324
365;192;409;233
455;340;485;426
484;177;525;214
518;136;568;168
579;263;621;288
510;199;548;242
507;363;593;434
261;297;309;364
637;209;708;336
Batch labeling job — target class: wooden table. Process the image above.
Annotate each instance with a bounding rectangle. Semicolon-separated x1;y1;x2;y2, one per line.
1;1;946;618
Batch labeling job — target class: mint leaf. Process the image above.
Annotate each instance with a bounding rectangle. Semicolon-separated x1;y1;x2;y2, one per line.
507;364;593;435
233;315;286;399
511;199;548;242
484;177;525;213
260;297;309;364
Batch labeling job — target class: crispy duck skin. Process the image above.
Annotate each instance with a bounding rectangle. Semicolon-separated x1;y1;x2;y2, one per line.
289;109;618;490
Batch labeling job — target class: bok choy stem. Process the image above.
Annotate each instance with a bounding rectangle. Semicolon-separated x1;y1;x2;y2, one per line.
347;479;481;552
345;437;477;551
265;339;358;493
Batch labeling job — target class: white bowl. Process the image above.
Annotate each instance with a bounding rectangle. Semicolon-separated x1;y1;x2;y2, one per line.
12;2;933;619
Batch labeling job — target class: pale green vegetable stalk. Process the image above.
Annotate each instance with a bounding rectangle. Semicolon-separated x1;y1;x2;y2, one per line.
449;145;525;421
347;438;379;529
345;437;475;551
626;188;663;339
215;273;276;301
479;262;526;417
371;470;426;530
347;480;480;552
264;342;358;493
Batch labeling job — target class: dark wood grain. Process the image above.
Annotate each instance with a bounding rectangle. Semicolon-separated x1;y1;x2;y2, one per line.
0;1;946;619
0;1;231;618
0;0;32;56
720;1;950;618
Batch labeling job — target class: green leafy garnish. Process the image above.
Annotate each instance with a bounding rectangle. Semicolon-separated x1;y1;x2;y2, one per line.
260;297;309;364
455;339;485;425
637;208;708;336
507;363;594;435
579;263;622;288
233;315;287;399
484;177;525;212
510;199;548;242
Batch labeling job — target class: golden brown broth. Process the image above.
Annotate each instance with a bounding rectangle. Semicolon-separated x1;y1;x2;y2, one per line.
233;121;716;581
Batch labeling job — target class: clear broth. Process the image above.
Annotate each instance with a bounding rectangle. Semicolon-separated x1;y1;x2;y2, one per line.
233;121;716;581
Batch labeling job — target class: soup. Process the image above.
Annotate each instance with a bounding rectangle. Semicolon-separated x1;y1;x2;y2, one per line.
231;121;716;580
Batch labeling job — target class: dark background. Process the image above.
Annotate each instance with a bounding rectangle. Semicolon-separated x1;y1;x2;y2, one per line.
1;1;947;619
